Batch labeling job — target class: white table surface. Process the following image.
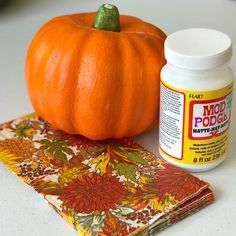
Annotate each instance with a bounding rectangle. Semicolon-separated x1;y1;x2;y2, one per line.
0;0;236;235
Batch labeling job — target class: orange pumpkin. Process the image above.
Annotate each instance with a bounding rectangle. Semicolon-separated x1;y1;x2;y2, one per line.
25;4;166;140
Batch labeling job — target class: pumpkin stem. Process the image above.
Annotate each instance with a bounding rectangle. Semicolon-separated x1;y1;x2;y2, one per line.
93;4;120;32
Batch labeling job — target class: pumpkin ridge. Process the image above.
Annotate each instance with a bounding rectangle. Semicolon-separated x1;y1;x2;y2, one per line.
73;30;94;134
127;35;155;135
110;34;125;137
43;42;64;127
139;37;160;130
125;35;143;134
115;35;141;136
130;36;148;133
58;30;83;133
43;26;71;124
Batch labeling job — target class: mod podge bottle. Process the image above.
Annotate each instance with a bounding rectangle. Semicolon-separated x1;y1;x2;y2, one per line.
159;28;234;172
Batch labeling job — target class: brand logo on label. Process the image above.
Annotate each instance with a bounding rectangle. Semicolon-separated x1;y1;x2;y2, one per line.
189;94;232;140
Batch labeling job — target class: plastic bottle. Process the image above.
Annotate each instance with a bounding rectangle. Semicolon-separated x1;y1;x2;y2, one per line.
159;28;234;172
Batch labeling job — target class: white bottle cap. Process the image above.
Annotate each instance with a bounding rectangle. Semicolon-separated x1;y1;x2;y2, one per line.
164;28;232;70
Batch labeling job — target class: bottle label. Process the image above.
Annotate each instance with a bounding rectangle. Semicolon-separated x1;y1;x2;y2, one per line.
159;80;233;165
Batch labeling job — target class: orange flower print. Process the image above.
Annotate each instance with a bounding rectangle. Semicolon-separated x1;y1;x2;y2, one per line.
58;173;129;213
154;163;207;201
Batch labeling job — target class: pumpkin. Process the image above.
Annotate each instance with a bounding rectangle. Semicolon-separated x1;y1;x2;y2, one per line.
25;4;166;140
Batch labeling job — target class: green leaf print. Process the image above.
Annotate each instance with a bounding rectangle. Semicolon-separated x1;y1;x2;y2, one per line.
116;163;137;182
39;139;73;160
119;148;149;165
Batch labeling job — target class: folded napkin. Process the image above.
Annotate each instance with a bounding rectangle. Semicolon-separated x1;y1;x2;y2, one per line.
0;114;214;235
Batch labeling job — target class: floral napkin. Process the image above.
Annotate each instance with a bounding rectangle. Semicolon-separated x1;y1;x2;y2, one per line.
0;114;214;235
